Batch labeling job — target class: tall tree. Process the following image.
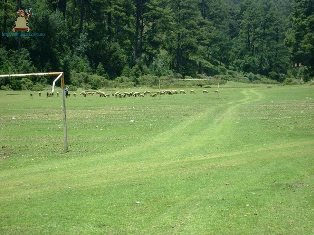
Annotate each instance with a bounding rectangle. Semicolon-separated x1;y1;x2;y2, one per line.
288;0;314;78
168;0;204;76
233;0;290;79
134;0;147;62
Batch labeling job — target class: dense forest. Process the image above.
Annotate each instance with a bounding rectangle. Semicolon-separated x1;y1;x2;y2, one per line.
0;0;313;90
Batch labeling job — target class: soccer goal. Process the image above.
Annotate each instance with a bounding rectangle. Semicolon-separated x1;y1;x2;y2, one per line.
0;72;68;152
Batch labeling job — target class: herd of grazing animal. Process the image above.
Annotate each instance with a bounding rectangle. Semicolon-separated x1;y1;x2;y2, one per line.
32;88;220;98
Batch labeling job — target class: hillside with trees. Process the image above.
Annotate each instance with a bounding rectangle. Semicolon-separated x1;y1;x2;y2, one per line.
0;0;313;89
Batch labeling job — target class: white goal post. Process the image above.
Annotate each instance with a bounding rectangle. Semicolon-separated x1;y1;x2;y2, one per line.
0;72;68;152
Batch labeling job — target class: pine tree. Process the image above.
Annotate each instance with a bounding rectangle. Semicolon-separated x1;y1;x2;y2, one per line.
289;0;314;79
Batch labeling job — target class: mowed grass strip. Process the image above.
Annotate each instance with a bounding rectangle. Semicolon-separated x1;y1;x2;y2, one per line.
0;86;313;234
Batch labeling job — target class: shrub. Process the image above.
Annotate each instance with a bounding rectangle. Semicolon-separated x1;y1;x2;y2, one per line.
1;85;11;90
89;75;104;89
68;85;78;91
247;72;258;82
258;76;279;84
21;78;33;90
115;76;135;88
284;77;303;85
31;83;46;91
10;79;22;90
138;75;159;86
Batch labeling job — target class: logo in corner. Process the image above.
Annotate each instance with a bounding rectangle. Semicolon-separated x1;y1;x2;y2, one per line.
12;8;32;32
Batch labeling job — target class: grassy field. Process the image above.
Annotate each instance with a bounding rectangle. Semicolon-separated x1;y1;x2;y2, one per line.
0;84;313;234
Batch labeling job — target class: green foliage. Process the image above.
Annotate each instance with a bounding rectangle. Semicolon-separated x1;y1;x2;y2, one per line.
138;74;159;86
115;76;136;87
287;0;314;78
31;83;45;91
0;0;312;88
20;78;34;90
96;63;106;76
89;74;105;89
284;77;303;85
0;48;35;74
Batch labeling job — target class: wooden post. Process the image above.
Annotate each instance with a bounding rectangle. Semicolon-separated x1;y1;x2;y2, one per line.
61;74;68;152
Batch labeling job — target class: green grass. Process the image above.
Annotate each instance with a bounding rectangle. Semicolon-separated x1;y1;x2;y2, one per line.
0;85;313;234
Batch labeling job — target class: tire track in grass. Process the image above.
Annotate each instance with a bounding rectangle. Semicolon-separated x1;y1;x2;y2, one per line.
0;139;312;202
183;89;263;151
107;88;264;163
63;88;263;165
103;90;255;157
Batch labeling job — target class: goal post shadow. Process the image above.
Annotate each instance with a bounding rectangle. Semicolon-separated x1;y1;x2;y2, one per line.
0;72;68;152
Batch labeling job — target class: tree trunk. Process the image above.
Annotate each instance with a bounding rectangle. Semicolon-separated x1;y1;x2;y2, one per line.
176;32;182;74
58;0;67;18
134;0;144;61
2;0;7;32
107;0;113;43
200;0;206;19
79;0;85;34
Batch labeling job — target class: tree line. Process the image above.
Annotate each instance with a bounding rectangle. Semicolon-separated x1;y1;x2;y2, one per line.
0;0;313;90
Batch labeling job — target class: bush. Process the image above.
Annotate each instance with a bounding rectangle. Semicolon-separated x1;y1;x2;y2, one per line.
210;75;227;85
138;75;159;86
284;77;303;85
269;71;286;82
31;83;46;91
89;75;104;89
68;85;78;91
83;83;92;90
21;78;33;90
258;76;279;84
197;74;210;80
218;65;227;74
115;76;135;88
289;66;311;82
1;85;11;90
71;72;88;87
247;72;258;82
